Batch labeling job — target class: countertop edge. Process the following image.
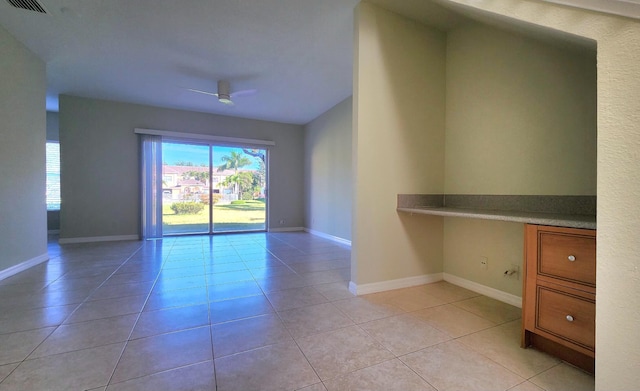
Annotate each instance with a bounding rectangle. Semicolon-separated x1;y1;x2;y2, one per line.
397;207;596;230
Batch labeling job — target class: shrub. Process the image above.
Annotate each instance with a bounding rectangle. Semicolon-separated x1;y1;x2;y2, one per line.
198;194;223;205
170;202;205;215
241;192;254;201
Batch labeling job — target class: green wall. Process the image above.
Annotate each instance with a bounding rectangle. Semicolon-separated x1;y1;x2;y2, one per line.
0;25;47;274
304;97;353;242
59;95;305;240
352;2;446;287
443;21;597;297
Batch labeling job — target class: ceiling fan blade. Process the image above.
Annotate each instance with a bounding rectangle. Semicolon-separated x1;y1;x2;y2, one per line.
230;89;258;98
186;88;219;97
186;81;250;107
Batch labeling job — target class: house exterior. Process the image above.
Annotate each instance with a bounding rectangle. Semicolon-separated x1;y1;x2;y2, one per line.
161;164;253;202
162;165;210;201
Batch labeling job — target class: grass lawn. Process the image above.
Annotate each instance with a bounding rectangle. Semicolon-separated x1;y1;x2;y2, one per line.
163;200;266;234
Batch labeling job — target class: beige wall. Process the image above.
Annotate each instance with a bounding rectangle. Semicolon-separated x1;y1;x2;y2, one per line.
444;219;524;296
59;95;304;240
304;97;353;241
352;3;446;286
424;0;640;388
442;21;597;298
0;25;47;273
445;21;597;196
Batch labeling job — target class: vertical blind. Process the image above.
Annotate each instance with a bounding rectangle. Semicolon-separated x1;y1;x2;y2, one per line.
141;134;163;239
46;141;61;210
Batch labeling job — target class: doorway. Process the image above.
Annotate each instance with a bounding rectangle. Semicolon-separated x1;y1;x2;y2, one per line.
161;141;267;235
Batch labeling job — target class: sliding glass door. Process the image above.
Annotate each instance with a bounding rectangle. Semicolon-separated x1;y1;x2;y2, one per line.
160;141;267;235
161;142;211;235
212;146;266;232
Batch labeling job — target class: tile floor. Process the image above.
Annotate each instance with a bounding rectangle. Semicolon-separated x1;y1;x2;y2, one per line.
0;232;595;390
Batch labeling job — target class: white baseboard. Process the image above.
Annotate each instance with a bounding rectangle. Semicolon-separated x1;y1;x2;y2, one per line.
349;273;444;295
304;228;351;247
443;273;523;308
58;234;140;244
0;253;49;282
268;227;305;233
347;272;522;308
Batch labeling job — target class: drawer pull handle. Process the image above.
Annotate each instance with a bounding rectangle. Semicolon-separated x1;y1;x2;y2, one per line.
567;255;576;262
566;315;575;322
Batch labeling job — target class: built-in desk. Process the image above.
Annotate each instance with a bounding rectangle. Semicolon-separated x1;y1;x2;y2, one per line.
397;206;595;229
398;194;597;372
397;194;596;229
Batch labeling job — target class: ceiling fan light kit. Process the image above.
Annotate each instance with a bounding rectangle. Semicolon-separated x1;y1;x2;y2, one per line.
186;79;257;107
216;80;233;105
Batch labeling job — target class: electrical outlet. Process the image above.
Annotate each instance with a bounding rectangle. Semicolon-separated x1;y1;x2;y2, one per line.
480;256;488;270
504;264;520;279
279;219;285;225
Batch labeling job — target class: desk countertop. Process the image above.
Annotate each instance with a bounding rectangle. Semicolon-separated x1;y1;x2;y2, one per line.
397;206;596;229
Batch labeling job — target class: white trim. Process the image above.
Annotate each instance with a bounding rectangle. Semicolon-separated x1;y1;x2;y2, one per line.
349;273;444;295
268;227;305;233
348;273;523;308
304;228;351;247
540;0;640;20
443;273;523;308
58;235;140;244
0;253;49;282
134;128;275;147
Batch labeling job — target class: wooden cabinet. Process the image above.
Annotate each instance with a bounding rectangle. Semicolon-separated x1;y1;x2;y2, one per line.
522;224;596;373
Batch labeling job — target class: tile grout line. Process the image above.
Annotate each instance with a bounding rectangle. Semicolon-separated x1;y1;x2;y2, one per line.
15;241;148;362
1;240;150;389
3;233;574;390
104;237;176;388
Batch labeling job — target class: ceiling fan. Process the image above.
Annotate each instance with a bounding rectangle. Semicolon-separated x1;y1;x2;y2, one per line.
187;80;257;106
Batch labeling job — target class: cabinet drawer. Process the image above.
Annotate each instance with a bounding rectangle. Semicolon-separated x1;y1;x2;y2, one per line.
539;231;595;286
536;286;595;351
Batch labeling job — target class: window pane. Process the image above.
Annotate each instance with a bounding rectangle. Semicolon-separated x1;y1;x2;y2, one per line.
46;142;61;210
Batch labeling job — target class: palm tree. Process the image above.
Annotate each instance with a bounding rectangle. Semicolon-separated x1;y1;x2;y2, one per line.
221;172;254;200
217;151;252;195
242;148;265;164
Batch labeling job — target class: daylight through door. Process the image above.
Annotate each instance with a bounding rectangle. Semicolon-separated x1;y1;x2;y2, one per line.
161;141;267;235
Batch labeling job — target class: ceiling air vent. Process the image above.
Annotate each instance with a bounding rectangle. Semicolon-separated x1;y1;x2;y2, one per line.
5;0;47;13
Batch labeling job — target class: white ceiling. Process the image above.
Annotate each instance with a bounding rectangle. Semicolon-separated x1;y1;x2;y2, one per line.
0;0;635;125
0;0;360;125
